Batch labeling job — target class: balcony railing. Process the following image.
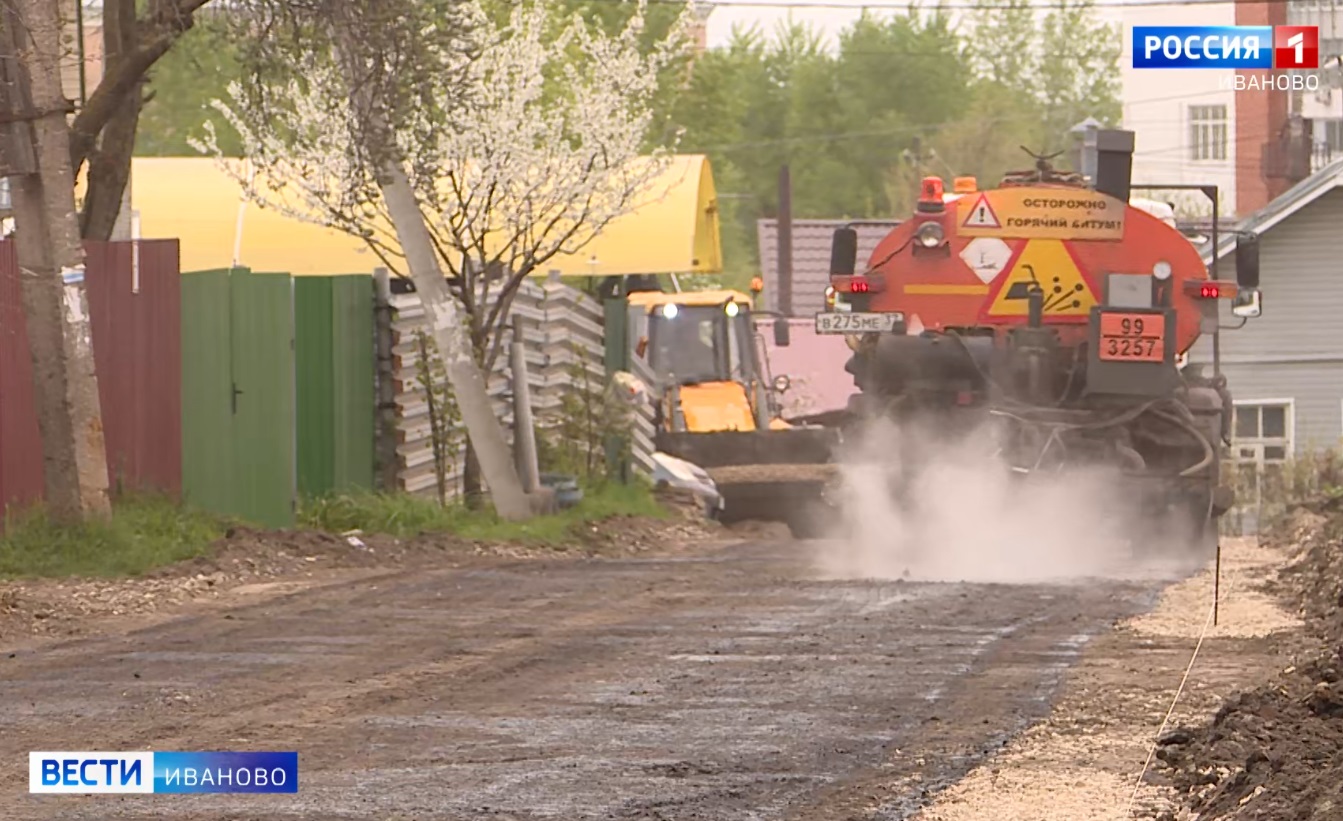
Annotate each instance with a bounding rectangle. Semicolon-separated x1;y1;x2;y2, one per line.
1312;141;1337;174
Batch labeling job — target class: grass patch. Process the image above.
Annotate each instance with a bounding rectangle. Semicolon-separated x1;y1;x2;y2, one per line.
300;481;667;544
0;493;227;579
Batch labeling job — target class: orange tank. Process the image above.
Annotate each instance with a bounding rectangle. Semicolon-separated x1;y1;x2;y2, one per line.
850;183;1219;355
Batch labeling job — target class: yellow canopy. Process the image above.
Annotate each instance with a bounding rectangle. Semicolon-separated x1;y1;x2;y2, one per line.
119;155;723;277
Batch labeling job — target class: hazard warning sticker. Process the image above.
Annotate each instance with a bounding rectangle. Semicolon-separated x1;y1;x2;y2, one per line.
982;239;1097;320
959;237;1013;284
961;194;1001;229
957;186;1126;241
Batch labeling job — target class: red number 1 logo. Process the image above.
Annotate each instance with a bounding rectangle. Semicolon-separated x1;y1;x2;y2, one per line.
1274;26;1319;70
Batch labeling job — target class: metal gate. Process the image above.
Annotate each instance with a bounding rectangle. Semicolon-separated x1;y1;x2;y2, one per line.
181;268;295;527
294;275;374;498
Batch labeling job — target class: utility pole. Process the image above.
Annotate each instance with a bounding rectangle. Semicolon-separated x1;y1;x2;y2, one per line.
776;164;793;317
0;0;110;520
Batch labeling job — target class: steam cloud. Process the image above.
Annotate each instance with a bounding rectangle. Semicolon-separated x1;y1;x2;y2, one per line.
815;417;1210;585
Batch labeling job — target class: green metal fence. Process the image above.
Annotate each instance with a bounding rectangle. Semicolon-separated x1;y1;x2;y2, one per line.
181;268;297;528
295;275;375;498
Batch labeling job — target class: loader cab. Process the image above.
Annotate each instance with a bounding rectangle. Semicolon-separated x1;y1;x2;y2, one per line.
643;295;758;387
627;290;774;432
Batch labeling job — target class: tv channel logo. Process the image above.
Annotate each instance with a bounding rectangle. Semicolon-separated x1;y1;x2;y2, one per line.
1134;26;1319;69
29;751;299;794
1275;26;1320;70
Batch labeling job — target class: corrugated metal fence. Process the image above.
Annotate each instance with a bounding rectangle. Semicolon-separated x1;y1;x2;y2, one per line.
179;268;374;528
0;238;182;512
382;277;653;498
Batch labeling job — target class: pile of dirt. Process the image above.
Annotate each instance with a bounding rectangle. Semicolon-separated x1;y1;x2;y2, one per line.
0;490;722;644
1153;497;1343;820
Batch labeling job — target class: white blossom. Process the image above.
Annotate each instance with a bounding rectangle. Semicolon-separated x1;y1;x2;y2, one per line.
192;0;696;362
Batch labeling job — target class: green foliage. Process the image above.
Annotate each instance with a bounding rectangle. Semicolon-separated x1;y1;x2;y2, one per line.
136;15;243;156
667;1;1121;288
1221;448;1343;533
135;0;1119;294
299;481;666;544
534;345;638;483
412;329;465;505
0;494;227;579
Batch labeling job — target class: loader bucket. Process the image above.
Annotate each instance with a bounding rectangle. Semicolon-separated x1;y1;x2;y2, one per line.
654;428;842;538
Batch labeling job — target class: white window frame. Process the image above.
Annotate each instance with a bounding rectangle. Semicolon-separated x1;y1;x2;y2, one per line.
1229;399;1296;512
1188;104;1228;162
1230;398;1295;463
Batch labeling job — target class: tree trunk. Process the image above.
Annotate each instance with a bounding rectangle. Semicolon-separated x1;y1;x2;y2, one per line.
6;0;111;520
79;0;142;241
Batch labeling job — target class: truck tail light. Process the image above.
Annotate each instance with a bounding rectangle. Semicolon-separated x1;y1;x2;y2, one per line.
1184;280;1239;299
832;275;885;294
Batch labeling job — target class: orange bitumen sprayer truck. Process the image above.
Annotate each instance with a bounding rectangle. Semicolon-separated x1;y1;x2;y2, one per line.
809;130;1264;550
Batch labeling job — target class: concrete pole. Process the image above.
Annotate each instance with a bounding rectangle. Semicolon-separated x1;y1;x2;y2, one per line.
510;314;540;494
776;164;793;317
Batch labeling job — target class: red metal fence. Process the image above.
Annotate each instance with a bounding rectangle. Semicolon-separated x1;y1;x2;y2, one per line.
0;238;182;512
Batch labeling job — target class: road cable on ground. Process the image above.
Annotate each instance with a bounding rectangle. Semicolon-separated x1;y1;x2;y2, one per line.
1124;553;1226;817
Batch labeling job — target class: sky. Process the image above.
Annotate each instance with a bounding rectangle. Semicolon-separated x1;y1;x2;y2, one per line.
700;0;1155;52
704;2;877;49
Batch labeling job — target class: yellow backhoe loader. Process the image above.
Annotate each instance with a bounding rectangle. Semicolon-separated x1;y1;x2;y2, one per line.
628;287;839;536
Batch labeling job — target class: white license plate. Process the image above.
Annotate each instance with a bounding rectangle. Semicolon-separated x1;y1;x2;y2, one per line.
814;312;900;334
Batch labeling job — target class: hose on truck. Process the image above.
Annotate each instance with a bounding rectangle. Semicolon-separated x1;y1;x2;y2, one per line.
937;329;1217;478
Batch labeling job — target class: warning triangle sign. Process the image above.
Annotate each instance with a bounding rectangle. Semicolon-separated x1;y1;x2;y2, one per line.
983;239;1096;319
962;193;1001;229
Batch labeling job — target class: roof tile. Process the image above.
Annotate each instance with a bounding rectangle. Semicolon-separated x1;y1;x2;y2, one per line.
757;219;901;315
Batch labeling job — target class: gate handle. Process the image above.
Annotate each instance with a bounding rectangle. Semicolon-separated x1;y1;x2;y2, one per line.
232;382;244;413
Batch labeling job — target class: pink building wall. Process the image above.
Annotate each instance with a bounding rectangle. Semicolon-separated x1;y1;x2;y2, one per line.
759;319;856;419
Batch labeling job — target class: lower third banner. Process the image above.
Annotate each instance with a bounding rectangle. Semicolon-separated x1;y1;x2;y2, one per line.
29;751;299;794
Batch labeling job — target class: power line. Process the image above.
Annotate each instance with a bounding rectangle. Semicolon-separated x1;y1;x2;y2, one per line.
688;87;1237;153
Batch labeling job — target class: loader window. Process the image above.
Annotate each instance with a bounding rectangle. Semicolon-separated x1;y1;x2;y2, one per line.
648;306;731;384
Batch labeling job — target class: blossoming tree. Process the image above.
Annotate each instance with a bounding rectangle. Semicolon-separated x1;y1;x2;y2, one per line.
196;0;694;518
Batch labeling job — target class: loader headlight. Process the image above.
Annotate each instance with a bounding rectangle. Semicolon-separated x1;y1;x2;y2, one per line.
916;222;944;248
773;374;790;393
1153;261;1172;281
662;303;679;319
725;301;740;318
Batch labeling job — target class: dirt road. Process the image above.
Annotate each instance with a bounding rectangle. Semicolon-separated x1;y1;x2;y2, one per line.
2;537;1172;820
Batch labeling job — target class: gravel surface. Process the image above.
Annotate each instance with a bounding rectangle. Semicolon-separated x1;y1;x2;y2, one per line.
10;487;1332;820
912;536;1304;821
1;534;1170;820
1153;500;1343;821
